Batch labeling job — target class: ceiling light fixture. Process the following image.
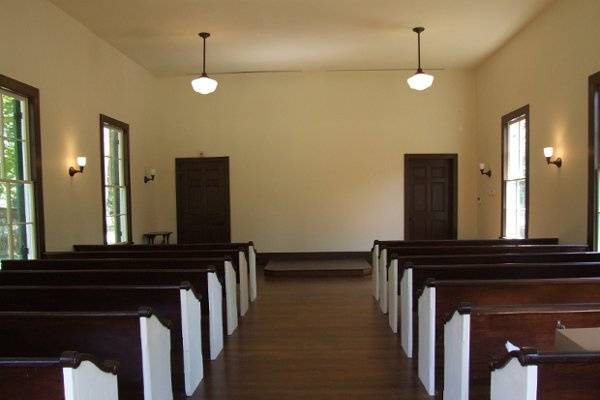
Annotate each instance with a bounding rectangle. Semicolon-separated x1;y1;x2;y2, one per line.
407;27;434;91
191;32;218;95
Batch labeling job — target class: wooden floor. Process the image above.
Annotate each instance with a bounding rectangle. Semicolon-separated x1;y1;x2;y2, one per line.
193;268;430;399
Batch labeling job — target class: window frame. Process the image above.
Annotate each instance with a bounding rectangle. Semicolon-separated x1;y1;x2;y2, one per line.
588;72;600;249
99;114;132;245
0;74;45;258
501;104;530;239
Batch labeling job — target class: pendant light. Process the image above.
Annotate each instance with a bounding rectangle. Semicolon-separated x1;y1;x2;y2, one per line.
407;27;434;91
191;32;218;95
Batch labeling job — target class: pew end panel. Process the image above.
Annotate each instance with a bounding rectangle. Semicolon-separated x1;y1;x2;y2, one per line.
140;313;174;400
179;287;203;395
0;352;119;400
225;260;239;335
238;249;250;316
379;248;387;312
207;272;224;359
490;349;600;400
249;244;257;302
418;284;436;396
387;259;398;333
372;243;379;300
400;266;413;358
443;308;470;400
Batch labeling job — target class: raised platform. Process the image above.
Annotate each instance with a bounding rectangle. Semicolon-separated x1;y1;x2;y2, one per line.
264;254;371;277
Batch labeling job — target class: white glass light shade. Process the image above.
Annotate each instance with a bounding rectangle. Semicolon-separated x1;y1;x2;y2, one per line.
191;76;218;95
76;156;87;167
407;72;434;91
543;147;554;158
479;163;485;171
149;168;157;176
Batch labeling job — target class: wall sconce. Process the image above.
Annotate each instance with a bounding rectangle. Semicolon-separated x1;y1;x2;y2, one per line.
68;156;87;176
479;163;492;178
543;147;562;167
144;168;156;183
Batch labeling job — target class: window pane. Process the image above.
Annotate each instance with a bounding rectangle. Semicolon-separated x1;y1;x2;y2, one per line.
0;225;10;259
507;118;526;180
11;224;30;259
102;118;129;244
2;94;26;140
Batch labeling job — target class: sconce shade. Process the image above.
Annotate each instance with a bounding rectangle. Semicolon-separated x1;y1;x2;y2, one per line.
407;72;434;91
543;147;554;158
191;75;218;95
76;156;87;167
149;168;157;176
479;163;485;171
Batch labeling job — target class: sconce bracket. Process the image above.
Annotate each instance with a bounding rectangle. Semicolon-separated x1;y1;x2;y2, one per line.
546;157;563;168
480;169;492;178
69;166;84;176
144;174;156;184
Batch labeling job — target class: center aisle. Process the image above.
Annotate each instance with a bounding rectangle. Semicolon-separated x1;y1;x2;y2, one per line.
194;265;430;399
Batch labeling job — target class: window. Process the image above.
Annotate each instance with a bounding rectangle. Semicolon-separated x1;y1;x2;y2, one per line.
502;105;529;239
0;75;44;259
100;114;131;244
588;72;600;249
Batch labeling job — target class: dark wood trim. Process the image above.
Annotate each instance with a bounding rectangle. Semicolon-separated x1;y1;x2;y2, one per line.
588;72;600;249
490;348;600;370
0;351;119;375
99;114;133;245
261;251;369;261
501;104;530;238
0;74;46;258
403;153;458;240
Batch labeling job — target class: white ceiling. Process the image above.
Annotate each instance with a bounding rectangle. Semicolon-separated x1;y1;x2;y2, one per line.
49;0;555;76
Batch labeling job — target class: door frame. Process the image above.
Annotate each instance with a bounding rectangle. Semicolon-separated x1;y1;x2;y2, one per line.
404;153;458;240
175;156;231;243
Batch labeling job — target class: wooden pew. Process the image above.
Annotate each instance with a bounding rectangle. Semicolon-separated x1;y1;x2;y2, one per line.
73;241;259;302
444;303;600;400
387;251;600;333
378;244;588;313
46;248;251;317
392;261;600;358
0;283;203;397
417;277;600;396
2;258;233;339
490;348;600;400
0;267;226;354
370;238;559;300
0;308;173;400
0;351;119;400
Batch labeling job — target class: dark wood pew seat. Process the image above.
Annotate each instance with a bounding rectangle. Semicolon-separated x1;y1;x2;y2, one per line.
378;244;588;313
45;248;251;318
0;351;119;400
417;277;600;396
0;284;204;397
489;348;600;400
444;303;600;400
0;308;173;400
0;268;225;356
73;241;259;302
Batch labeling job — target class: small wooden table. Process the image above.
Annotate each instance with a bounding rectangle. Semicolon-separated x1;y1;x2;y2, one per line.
555;327;600;352
143;231;173;245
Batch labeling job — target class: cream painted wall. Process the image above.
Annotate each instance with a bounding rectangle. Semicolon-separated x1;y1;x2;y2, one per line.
0;0;159;250
475;0;600;244
153;71;479;251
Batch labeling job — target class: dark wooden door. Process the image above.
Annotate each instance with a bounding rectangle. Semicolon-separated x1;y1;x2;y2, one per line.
404;154;457;240
176;157;230;243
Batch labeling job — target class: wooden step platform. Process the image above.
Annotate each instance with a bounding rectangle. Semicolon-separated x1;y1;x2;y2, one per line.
264;254;371;277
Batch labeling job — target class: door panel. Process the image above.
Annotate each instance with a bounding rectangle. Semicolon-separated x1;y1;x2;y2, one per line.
176;157;230;243
405;155;457;240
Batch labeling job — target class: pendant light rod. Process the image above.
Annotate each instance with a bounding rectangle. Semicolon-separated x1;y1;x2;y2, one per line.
413;27;425;72
199;32;210;76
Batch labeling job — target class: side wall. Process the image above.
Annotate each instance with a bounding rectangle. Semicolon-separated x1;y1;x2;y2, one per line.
154;71;479;251
475;0;600;244
0;0;159;249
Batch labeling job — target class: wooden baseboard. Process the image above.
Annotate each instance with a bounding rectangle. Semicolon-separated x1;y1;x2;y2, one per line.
258;251;369;264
